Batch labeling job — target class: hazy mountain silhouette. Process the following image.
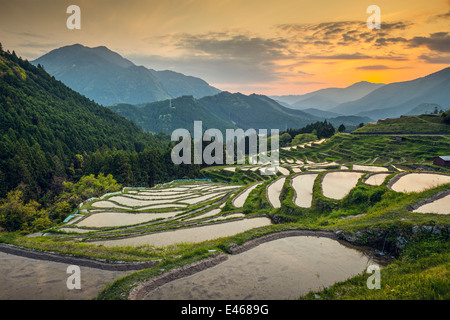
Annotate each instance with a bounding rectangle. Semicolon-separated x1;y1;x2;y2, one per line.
271;81;385;111
331;67;450;120
33;44;220;106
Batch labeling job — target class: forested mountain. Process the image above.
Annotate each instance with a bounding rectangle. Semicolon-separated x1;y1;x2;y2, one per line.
405;103;445;116
109;95;237;134
198;92;320;131
0;46;199;204
149;69;221;100
32;44;220;106
109;91;372;134
109;92;322;134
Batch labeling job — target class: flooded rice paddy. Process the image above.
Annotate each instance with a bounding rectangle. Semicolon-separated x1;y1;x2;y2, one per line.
143;236;380;300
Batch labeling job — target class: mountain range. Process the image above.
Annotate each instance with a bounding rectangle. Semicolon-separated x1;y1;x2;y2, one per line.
271;68;450;121
32;44;220;106
32;44;450;130
271;81;385;111
109;93;320;134
108;92;376;134
330;67;450;119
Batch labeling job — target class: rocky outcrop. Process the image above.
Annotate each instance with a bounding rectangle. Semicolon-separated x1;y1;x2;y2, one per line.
334;224;449;256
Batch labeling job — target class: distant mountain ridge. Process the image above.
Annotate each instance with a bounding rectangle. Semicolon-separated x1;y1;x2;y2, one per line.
109;93;320;134
331;67;450;120
405;103;445;116
108;92;374;134
109;95;236;134
271;81;385;111
32;44;220;106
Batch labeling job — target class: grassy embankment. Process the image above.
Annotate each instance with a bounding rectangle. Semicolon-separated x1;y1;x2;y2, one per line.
354;114;450;134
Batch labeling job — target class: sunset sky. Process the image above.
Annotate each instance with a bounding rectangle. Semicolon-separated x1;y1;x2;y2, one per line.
1;0;449;95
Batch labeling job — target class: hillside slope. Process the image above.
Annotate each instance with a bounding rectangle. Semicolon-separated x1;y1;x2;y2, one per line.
272;81;385;110
109;96;236;134
0;48;167;198
332;67;450;120
353;113;450;134
199;92;321;131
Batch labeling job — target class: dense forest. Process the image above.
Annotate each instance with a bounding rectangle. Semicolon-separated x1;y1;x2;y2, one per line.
276;120;337;146
285;120;336;140
0;45;200;232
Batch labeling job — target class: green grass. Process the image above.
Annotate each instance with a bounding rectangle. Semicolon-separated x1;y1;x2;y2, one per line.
354;114;450;133
285;134;450;172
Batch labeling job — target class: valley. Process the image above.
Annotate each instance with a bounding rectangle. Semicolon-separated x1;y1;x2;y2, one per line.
0;44;449;302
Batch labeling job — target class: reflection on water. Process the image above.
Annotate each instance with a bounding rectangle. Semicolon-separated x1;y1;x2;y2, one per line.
144;236;386;300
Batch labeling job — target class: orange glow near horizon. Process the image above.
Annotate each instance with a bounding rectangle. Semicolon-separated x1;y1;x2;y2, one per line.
0;0;449;95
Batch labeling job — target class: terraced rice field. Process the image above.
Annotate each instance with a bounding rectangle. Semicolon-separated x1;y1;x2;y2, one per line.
54;180;277;248
291;173;318;208
232;182;263;208
364;173;391;186
142;236;379;300
266;177;286;208
322;171;364;200
353;165;389;172
75;211;183;228
412;194;450;215
93;217;272;248
277;167;290;175
389;173;450;193
56;143;449;257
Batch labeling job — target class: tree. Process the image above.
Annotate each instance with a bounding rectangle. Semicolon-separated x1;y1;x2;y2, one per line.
292;133;317;146
279;132;292;147
433;106;439;114
441;111;450;125
0;190;42;232
338;124;346;133
358;122;365;128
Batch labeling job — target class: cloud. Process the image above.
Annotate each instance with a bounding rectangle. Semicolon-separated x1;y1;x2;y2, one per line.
379;21;413;31
429;9;450;21
297;70;314;76
171;32;291;61
305;53;372;60
355;65;407;70
132;16;447;92
418;53;450;64
127;52;283;85
409;32;450;52
138;30;301;86
374;37;408;46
